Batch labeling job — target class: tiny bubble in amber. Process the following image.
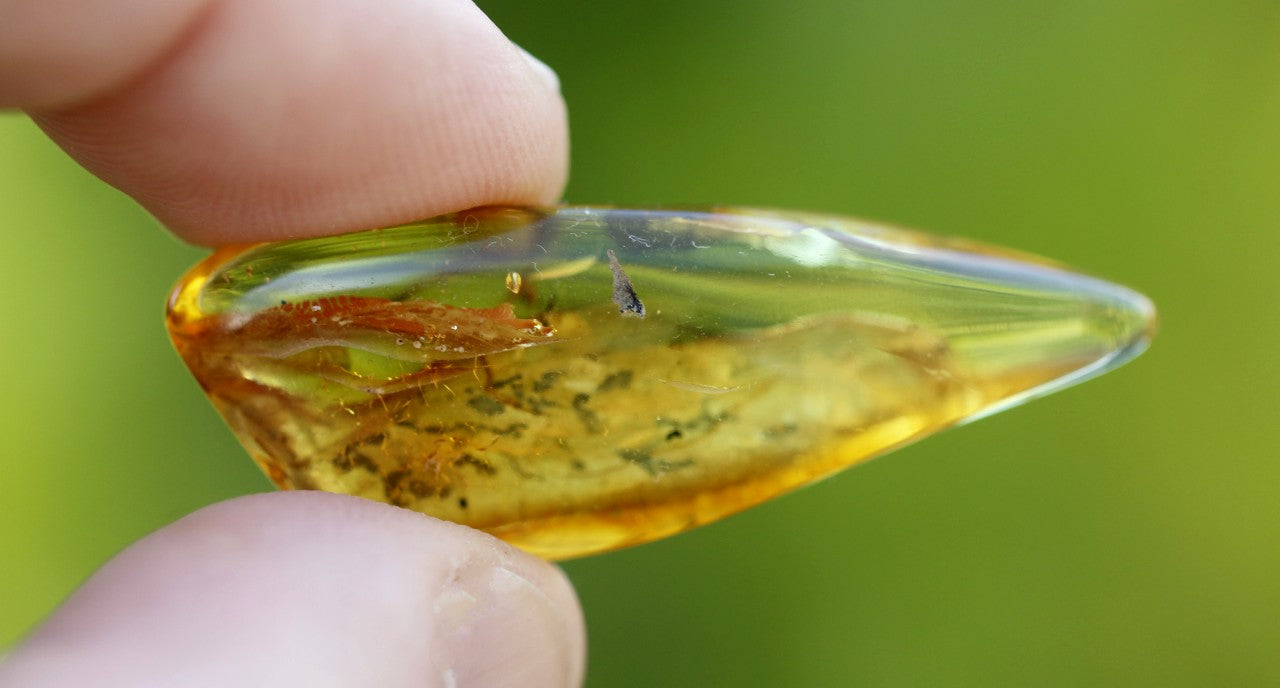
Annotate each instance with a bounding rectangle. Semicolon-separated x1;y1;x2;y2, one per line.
166;207;1155;559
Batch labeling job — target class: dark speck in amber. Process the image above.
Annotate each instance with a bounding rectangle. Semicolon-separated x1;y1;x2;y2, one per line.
166;207;1155;559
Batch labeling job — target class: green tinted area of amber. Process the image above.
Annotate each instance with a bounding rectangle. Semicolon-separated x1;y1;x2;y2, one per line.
167;207;1154;559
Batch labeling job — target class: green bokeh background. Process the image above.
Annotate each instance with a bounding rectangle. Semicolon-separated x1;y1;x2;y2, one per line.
2;2;1277;685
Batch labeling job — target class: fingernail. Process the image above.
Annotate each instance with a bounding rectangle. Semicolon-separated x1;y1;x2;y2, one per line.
513;44;561;92
437;562;581;687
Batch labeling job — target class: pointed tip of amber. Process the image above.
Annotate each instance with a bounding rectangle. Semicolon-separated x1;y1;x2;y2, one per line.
961;268;1155;424
1106;285;1158;370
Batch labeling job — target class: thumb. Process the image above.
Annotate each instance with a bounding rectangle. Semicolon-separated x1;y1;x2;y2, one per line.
0;492;585;688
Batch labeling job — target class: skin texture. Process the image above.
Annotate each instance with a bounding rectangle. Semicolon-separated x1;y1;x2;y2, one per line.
0;1;584;686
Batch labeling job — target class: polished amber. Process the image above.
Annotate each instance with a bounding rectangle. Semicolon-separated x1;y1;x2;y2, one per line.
167;207;1154;558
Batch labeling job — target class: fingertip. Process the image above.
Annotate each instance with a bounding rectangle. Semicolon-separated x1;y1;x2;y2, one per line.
27;0;569;245
0;492;585;688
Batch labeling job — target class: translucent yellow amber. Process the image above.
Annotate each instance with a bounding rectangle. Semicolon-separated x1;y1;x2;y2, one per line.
167;207;1154;558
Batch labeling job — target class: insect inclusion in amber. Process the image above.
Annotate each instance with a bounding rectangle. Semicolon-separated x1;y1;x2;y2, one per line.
167;207;1154;559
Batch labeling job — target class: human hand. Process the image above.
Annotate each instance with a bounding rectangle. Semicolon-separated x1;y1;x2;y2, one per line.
0;1;583;686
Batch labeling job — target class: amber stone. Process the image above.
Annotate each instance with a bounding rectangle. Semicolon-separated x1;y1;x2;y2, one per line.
166;207;1154;559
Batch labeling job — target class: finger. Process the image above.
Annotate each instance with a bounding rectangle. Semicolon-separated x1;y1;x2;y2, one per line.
0;492;586;688
8;0;567;245
0;0;207;108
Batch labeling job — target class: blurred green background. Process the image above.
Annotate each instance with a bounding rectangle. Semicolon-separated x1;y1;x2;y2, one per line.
2;1;1277;685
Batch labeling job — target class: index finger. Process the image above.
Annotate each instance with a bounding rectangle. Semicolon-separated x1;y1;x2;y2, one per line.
6;0;567;245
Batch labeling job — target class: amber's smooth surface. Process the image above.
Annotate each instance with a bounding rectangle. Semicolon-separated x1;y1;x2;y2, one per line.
167;207;1154;558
